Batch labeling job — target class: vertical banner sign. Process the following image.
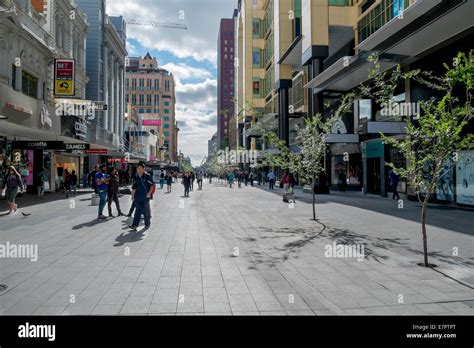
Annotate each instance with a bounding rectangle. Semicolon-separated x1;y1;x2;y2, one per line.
54;59;75;97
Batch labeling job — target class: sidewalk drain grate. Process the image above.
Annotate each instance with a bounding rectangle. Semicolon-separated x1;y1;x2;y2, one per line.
0;284;8;293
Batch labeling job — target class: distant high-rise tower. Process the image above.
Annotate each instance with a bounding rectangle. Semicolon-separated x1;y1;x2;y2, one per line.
217;12;236;150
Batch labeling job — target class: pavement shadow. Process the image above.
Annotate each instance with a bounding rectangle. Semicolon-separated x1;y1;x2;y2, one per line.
256;186;474;237
114;230;146;247
72;219;108;230
406;248;474;267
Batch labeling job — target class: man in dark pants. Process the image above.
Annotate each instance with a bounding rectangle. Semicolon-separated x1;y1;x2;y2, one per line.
129;163;155;230
389;169;400;200
108;168;124;217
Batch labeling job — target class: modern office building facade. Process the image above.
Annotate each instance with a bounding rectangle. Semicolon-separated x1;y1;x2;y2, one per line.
235;0;474;205
217;12;237;150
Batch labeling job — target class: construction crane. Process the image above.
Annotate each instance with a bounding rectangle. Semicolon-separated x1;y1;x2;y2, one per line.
125;19;187;30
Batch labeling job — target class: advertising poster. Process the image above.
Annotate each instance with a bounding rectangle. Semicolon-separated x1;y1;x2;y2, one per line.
54;59;75;97
436;158;454;202
456;150;474;205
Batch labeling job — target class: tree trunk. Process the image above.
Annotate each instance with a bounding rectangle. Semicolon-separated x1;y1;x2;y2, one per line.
312;177;316;221
421;198;429;267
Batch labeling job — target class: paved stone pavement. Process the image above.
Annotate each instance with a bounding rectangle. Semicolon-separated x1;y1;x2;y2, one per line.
0;180;472;315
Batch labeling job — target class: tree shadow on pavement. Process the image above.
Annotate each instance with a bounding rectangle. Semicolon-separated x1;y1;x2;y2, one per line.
406;248;474;267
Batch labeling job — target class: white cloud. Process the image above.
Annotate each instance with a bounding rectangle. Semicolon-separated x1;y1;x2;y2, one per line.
107;0;236;67
106;0;235;165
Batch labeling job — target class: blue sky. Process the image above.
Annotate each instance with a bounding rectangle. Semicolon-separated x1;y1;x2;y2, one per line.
106;0;237;166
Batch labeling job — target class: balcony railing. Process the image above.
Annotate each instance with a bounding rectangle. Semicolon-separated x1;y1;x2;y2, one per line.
358;0;412;43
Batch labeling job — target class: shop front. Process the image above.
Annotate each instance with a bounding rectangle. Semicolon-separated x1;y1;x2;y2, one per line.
9;141;64;193
362;139;385;197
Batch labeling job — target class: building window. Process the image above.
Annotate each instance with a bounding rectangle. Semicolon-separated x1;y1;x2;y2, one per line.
164;109;170;114
164;101;170;106
154;79;159;90
154;94;159;105
132;94;136;104
22;70;38;98
139;108;144;113
358;99;372;123
164;123;170;129
252;18;262;38
164;116;170;121
253;48;261;68
165;80;170;92
164;131;170;137
139;94;145;105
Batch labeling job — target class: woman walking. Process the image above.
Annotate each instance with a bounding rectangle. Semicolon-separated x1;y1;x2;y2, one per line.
1;166;24;214
166;171;173;193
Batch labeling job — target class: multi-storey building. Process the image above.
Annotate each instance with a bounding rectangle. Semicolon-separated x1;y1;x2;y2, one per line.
125;53;178;163
236;0;473;206
75;0;127;156
208;132;218;157
0;0;92;192
217;11;237;150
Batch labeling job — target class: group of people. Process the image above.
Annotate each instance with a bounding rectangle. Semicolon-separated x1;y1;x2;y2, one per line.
90;163;156;231
159;171;176;193
61;169;78;198
181;171;204;197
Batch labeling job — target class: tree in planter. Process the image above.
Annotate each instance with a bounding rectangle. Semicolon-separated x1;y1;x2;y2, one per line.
372;51;474;267
258;93;355;221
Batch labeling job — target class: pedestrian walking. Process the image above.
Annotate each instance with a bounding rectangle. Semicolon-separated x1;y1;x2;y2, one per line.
63;169;70;194
108;168;124;217
66;170;78;198
237;172;244;188
227;171;235;188
288;173;295;194
129;163;155;230
88;165;99;194
249;172;254;187
182;171;191;197
389;169;401;200
267;171;276;190
166;172;173;193
337;170;347;192
1;166;24;214
159;171;165;189
196;171;203;190
190;171;195;191
95;164;109;220
36;168;46;198
281;172;289;192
